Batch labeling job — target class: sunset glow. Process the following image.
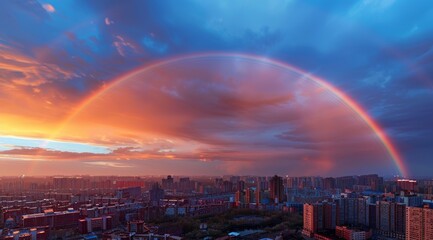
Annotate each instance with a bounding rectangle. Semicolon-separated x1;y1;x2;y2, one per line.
1;0;431;177
0;54;404;176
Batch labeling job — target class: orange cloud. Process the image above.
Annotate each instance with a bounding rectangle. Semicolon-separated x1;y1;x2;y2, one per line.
0;45;72;86
0;56;397;175
0;45;79;139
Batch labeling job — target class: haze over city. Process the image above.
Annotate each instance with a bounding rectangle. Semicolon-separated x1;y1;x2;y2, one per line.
1;0;432;177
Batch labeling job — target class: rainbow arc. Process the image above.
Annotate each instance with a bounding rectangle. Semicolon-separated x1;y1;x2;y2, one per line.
47;53;408;177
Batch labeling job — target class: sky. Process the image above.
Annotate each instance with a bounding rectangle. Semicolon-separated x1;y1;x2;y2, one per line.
0;0;432;177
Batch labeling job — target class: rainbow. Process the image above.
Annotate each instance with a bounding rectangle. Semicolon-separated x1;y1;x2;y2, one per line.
50;53;409;177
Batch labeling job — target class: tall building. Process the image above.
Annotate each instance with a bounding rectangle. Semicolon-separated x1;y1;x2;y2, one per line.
255;182;264;205
336;197;363;226
406;207;424;240
235;190;245;207
162;175;174;190
336;176;356;190
374;201;405;239
397;179;417;192
222;180;233;193
245;188;255;205
237;180;245;191
358;174;383;191
323;177;336;190
269;175;284;204
215;178;223;190
425;207;433;240
178;177;191;192
357;197;369;226
257;177;268;192
323;202;337;230
394;203;406;238
149;183;164;206
302;202;336;237
368;203;377;229
406;207;433;240
303;203;320;237
377;201;392;233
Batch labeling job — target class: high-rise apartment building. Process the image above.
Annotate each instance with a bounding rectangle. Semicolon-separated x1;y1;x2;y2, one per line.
149;183;164;206
162;175;174;190
406;207;424;240
269;175;284;204
397;179;417;192
302;202;336;237
303;203;320;237
335;176;356;190
323;177;336;190
336;197;364;226
406;207;433;240
374;201;406;239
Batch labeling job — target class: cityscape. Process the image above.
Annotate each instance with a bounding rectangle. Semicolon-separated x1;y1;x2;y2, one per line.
0;174;432;239
1;0;433;240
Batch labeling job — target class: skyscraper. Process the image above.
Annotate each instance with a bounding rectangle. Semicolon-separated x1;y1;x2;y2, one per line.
303;203;321;237
302;202;337;237
149;183;164;206
323;177;336;190
161;175;174;190
269;175;284;204
336;197;359;226
394;203;406;239
377;201;392;233
406;207;433;240
397;179;417;192
406;207;424;240
425;207;433;240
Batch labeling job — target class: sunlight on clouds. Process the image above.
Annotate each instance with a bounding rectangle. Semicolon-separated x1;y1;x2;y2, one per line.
85;161;132;168
45;56;393;175
0;136;110;154
105;17;114;25
42;3;55;13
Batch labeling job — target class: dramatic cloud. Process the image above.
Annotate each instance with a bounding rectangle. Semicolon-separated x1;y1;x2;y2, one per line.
0;45;73;86
0;0;432;176
43;56;393;175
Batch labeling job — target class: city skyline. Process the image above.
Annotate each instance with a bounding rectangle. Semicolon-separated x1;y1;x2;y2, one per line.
1;1;433;177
